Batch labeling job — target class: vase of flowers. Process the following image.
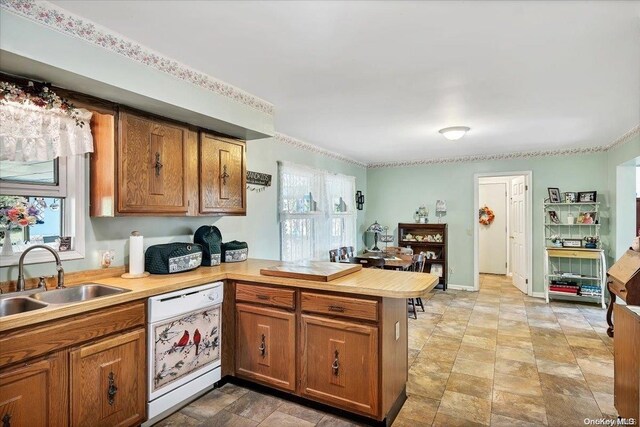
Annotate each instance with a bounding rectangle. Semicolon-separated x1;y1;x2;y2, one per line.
0;196;44;256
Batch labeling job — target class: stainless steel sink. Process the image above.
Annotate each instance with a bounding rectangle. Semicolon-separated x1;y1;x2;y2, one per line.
0;297;48;317
30;284;130;304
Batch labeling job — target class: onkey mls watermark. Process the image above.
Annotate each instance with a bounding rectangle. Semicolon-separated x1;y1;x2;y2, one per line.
584;418;637;426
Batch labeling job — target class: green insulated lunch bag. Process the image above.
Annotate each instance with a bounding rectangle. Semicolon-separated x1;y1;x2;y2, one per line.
194;225;223;266
221;240;248;263
145;243;203;274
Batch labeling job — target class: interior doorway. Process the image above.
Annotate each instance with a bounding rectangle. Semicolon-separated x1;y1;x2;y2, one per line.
474;172;533;295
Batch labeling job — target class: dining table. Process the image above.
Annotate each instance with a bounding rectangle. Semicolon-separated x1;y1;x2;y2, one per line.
352;251;414;271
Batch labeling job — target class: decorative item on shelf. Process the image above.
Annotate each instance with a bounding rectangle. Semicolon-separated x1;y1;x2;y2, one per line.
577;211;596;224
367;220;385;251
434;233;443;243
404;233;414;241
550;234;563;247
564;192;578;203
246;170;272;193
355;190;365;210
567;213;575;225
334;196;347;212
435;200;447;223
548;210;561;224
547;188;562;203
577;191;597;203
430;263;444;277
58;236;71;252
478;205;495;225
304;192;318;212
415;205;429;223
0;196;45;256
379;226;394;250
583;236;599;249
562;238;582;248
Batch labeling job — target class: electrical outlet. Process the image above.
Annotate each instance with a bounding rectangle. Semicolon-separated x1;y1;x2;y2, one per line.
395;321;400;340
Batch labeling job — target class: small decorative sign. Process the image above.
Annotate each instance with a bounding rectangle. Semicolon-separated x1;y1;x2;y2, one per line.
247;171;272;187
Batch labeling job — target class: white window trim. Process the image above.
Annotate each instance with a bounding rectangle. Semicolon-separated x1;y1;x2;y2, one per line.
0;155;86;267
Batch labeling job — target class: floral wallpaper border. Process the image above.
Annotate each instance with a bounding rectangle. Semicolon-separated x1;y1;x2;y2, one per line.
274;133;367;168
0;0;274;115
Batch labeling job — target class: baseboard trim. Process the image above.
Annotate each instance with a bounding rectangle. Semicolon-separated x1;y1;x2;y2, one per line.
446;283;474;291
532;291;546;299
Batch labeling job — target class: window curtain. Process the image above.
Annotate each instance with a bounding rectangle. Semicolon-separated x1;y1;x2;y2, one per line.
279;161;356;262
0;102;94;161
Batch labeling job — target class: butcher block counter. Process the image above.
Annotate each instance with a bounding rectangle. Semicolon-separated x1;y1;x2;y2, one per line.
0;259;438;426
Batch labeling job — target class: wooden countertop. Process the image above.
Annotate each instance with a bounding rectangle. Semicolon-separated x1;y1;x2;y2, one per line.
0;259;438;332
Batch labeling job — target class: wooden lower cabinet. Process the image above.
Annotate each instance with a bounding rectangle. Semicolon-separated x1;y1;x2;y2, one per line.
70;328;146;427
236;303;296;391
0;352;67;427
614;303;640;422
300;315;379;417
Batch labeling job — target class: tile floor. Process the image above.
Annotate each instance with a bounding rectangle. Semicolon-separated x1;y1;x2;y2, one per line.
155;274;615;427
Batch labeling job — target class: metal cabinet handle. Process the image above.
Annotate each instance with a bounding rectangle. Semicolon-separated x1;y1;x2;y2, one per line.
2;413;11;427
221;164;230;186
154;152;163;177
107;371;118;406
328;305;345;313
258;334;266;356
256;294;269;300
331;350;339;376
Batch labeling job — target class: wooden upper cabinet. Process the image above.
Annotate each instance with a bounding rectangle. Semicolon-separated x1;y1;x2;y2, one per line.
70;328;146;427
199;132;246;215
0;352;67;427
118;112;190;214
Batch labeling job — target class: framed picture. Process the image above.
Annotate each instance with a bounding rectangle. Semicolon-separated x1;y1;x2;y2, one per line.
577;211;596;224
548;211;561;224
430;263;443;277
58;236;72;252
562;239;582;248
564;192;578;203
547;188;561;203
577;191;597;203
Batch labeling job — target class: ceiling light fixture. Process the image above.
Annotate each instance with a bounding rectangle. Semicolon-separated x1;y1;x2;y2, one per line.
439;126;470;141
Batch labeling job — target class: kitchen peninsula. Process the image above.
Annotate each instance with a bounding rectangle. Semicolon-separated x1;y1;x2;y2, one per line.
0;259;438;426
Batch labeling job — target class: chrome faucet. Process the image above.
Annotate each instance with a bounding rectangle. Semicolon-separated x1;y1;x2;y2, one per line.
16;245;65;292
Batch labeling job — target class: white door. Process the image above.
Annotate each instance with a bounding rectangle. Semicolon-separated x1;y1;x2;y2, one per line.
479;182;507;274
510;176;527;294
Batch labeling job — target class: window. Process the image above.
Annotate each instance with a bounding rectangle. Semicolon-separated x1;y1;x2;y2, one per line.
0;156;85;266
279;162;356;262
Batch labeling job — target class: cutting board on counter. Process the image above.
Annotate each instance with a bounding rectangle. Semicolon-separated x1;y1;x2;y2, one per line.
260;262;362;282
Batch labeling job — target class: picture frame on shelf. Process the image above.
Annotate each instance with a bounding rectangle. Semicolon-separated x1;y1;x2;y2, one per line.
430;263;444;277
577;191;597;203
562;239;582;248
576;211;597;224
548;188;561;203
564;192;578;203
548;210;561;224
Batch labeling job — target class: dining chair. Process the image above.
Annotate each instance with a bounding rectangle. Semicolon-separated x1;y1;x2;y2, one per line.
338;246;350;262
407;253;426;318
329;249;339;262
352;256;385;269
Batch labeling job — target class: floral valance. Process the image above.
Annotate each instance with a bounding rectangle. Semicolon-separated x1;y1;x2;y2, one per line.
0;82;93;162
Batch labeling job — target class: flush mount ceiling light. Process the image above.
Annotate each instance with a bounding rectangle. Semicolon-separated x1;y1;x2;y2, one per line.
438;126;470;141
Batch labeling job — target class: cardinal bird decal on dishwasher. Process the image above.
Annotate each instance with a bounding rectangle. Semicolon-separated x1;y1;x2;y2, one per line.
193;329;202;355
174;330;189;350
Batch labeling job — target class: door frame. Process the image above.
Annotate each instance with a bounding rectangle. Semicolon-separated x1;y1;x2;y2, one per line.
473;171;533;295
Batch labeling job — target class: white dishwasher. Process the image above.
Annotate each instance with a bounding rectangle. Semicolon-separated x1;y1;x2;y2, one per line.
144;282;223;426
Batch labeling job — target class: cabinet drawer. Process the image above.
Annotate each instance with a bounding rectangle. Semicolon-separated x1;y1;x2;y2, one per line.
236;283;295;309
547;249;600;259
301;292;378;322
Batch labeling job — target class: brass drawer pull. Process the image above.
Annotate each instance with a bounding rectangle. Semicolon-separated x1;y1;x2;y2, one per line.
107;371;118;406
332;350;340;376
256;294;269;300
258;334;266;356
328;305;345;313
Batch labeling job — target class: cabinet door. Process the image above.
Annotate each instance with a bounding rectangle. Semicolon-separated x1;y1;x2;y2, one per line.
70;329;145;427
236;303;295;391
119;111;189;214
300;315;379;417
0;352;67;427
199;133;246;215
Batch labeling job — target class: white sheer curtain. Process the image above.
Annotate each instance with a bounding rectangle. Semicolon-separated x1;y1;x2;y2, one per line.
0;102;93;161
279;161;356;262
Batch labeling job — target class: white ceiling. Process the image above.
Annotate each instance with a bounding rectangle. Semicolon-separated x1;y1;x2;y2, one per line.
50;1;640;164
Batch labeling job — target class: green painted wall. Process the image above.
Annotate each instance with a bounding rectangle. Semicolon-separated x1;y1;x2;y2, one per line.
607;135;640;258
1;139;366;281
365;153;611;293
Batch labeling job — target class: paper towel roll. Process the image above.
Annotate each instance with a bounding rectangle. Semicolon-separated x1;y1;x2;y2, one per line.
129;232;145;275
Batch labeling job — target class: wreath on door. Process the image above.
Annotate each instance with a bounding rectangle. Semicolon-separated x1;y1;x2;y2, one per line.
479;205;495;225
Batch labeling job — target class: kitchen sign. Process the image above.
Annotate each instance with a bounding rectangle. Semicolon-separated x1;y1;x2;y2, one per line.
246;171;272;187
